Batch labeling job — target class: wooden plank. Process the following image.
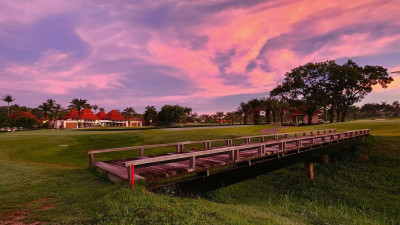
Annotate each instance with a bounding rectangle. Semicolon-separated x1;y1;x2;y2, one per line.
95;162;128;180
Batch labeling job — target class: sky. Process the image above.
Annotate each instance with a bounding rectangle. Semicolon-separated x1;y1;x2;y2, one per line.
0;0;399;114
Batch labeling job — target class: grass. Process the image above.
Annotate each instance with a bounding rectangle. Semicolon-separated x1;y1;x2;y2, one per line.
0;120;399;224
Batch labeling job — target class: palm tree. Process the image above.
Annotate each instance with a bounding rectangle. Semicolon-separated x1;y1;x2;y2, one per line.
123;107;136;123
53;104;62;120
38;102;52;120
238;102;251;125
46;99;56;108
92;104;99;114
2;95;15;115
99;107;105;112
69;98;88;119
144;106;157;125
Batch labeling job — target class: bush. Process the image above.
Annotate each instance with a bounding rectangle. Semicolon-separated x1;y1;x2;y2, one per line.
8;112;38;128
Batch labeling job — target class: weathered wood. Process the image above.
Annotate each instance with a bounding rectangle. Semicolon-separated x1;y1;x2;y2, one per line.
189;156;196;171
140;147;144;157
88;149;94;166
95;162;128;179
93;129;369;186
304;162;314;180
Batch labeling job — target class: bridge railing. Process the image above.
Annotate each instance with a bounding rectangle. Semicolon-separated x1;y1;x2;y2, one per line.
122;129;369;185
88;128;338;165
123;129;369;168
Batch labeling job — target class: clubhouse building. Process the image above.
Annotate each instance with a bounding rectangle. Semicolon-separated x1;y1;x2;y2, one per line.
55;109;143;129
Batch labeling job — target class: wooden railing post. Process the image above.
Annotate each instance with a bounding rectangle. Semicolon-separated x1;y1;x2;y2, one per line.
88;149;94;166
189;156;196;171
311;131;314;136
245;137;250;144
229;150;234;161
258;145;265;156
234;149;239;162
304;162;314;180
128;165;135;187
285;134;289;138
261;136;265;142
303;132;307;136
274;134;278;140
140;147;144;157
279;141;286;157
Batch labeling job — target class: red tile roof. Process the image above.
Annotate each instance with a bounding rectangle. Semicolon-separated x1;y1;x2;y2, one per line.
104;109;126;121
63;109;79;119
79;108;98;120
96;111;107;120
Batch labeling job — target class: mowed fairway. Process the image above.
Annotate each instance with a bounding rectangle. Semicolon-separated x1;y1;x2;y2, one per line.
0;121;399;224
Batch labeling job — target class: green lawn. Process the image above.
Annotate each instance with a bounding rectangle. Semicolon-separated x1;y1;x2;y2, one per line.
0;120;399;224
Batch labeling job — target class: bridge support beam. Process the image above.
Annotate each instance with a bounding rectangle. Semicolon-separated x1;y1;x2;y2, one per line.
304;162;314;180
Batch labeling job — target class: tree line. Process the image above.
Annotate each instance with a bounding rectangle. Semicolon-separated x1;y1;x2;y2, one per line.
234;60;393;125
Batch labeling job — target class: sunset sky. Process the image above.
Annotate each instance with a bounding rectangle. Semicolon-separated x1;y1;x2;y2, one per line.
1;0;399;114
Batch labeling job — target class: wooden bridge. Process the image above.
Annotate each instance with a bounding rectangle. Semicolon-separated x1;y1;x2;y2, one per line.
89;128;369;192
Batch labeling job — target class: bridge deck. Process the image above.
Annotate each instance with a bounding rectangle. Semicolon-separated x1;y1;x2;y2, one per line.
91;129;369;187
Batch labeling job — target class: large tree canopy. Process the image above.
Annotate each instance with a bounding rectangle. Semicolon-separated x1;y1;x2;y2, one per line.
270;60;393;124
270;62;327;124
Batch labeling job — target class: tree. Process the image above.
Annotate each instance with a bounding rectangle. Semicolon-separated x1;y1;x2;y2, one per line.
123;107;136;123
157;105;186;124
225;111;237;124
144;106;157;125
270;62;327;125
38;102;52;120
215;111;224;124
69;98;88;119
52;104;62;120
92;104;99;114
361;103;379;118
247;98;265;125
238;102;251;125
335;61;393;122
99;107;105;112
8;112;38;128
269;96;289;125
392;101;400;117
2;95;15;115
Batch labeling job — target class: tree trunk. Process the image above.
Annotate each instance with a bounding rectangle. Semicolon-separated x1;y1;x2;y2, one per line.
272;111;277;123
280;111;284;125
243;116;248;125
341;106;349;122
329;106;334;123
307;112;313;125
336;106;341;123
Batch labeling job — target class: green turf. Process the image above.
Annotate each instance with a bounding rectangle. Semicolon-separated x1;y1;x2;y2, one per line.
0;120;399;224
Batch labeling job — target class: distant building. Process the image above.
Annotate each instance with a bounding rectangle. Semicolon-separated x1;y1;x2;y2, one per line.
288;109;323;125
54;109;143;129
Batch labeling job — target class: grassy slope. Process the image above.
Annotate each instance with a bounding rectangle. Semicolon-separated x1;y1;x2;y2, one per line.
0;121;399;224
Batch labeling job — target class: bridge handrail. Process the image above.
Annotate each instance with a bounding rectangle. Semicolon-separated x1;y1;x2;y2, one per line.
122;129;369;167
89;128;336;155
